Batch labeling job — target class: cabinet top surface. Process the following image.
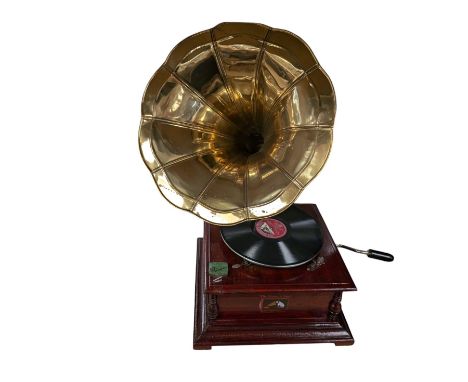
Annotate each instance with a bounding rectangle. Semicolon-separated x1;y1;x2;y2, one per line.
203;204;357;294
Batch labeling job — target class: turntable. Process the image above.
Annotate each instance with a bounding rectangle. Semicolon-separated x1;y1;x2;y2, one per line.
138;22;393;349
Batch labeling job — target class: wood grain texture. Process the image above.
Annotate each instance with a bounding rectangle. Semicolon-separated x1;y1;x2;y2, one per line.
193;204;356;349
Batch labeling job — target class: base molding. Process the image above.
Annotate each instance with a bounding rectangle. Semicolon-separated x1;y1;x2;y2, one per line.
194;312;354;349
193;237;354;350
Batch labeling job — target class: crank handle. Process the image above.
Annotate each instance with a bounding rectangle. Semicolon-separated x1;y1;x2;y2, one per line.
337;244;394;262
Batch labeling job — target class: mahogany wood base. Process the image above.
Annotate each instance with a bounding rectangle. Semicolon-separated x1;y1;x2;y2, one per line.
194;299;354;350
193;205;356;350
194;258;354;349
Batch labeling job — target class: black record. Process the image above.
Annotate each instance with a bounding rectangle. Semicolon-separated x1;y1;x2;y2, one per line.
220;205;323;268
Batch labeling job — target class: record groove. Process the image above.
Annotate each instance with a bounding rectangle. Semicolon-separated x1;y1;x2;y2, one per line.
220;205;323;268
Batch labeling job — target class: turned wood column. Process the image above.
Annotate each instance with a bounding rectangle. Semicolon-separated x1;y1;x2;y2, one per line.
207;294;218;320
328;292;342;321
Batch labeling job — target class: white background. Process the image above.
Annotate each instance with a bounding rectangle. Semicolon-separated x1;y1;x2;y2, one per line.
1;1;467;381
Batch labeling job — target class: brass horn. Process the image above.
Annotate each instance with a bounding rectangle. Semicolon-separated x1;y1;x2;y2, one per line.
139;22;335;225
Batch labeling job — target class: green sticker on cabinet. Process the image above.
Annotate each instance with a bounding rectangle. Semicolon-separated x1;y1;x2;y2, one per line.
209;262;228;277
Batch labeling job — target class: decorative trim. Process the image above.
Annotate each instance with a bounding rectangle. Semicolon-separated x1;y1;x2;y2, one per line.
328;292;343;321
207;294;218;320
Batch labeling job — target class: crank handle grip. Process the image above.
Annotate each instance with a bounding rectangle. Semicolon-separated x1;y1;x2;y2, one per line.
337;244;395;262
367;249;394;262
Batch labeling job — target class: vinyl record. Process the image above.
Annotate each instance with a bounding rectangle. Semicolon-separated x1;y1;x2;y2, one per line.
220;205;323;268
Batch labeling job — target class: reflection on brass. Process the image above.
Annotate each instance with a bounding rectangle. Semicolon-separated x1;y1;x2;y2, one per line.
139;22;335;225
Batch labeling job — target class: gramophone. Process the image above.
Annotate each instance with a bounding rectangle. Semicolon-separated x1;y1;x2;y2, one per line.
139;22;393;349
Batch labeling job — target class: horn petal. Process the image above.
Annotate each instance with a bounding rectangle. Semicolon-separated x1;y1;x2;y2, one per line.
139;22;335;225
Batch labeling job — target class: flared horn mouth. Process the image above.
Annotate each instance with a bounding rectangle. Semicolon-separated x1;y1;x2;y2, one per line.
139;22;335;225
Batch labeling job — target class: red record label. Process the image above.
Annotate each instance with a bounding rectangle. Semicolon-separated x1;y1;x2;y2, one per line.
254;218;287;239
